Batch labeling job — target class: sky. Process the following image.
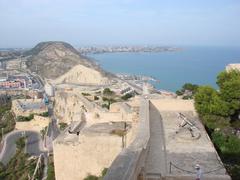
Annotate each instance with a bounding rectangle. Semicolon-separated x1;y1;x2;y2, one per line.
0;0;240;48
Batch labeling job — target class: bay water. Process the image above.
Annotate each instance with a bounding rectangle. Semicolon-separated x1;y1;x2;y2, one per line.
89;46;240;92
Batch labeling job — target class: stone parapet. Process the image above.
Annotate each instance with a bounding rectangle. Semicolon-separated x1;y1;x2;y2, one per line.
104;98;150;180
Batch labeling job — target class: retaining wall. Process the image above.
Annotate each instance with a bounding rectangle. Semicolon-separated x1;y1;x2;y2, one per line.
104;98;150;180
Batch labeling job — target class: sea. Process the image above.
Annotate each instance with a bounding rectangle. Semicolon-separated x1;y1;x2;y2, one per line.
88;46;240;92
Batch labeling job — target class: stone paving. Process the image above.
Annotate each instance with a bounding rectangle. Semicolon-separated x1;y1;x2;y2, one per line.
150;99;227;176
145;103;167;177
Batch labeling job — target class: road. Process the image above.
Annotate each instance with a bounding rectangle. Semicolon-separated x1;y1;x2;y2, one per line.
27;70;44;91
0;130;44;165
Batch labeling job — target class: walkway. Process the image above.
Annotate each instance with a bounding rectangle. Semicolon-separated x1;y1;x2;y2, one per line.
145;103;167;179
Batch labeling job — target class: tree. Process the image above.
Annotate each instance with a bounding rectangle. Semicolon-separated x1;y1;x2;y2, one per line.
217;70;240;89
220;79;240;114
176;83;199;98
212;131;240;155
84;175;98;180
182;83;199;94
201;115;230;130
16;137;26;150
194;86;218;116
194;86;231;117
217;70;240;117
209;93;230;117
103;88;114;96
176;90;184;96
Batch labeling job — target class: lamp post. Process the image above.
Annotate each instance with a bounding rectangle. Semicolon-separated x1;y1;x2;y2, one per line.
1;128;4;141
22;131;27;153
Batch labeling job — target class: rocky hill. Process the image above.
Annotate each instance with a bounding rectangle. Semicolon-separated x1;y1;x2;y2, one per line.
25;41;110;84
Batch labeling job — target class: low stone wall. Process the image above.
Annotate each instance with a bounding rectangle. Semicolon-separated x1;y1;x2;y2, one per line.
165;175;231;180
104;99;150;180
96;111;132;123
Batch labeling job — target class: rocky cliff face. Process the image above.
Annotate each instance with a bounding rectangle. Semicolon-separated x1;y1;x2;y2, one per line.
26;41;109;84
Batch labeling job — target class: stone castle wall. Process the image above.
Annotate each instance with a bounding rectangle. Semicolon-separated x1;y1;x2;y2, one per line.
54;90;136;125
54;91;84;123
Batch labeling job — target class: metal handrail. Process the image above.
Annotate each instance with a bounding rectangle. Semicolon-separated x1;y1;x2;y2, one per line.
169;162;225;175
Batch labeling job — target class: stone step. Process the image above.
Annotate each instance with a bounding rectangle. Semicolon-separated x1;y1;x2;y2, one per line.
146;173;162;180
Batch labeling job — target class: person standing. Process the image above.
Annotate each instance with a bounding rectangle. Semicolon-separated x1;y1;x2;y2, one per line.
195;164;203;180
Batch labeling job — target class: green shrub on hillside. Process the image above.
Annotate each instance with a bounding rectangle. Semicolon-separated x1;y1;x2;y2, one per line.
84;175;99;180
59;122;68;131
82;92;91;96
16;137;26;150
83;168;108;180
94;96;99;101
102;104;110;110
39;111;49;117
121;93;133;100
47;155;55;180
16;114;34;121
103;88;114;96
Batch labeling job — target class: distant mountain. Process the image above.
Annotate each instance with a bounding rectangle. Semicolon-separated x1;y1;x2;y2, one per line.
25;41;109;83
25;41;84;57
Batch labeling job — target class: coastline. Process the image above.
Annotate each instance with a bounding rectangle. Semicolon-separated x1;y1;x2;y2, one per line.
78;46;182;55
87;47;240;92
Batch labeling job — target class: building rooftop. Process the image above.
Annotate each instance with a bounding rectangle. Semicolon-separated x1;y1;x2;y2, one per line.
0;73;7;81
226;63;240;72
12;99;47;117
150;99;227;175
